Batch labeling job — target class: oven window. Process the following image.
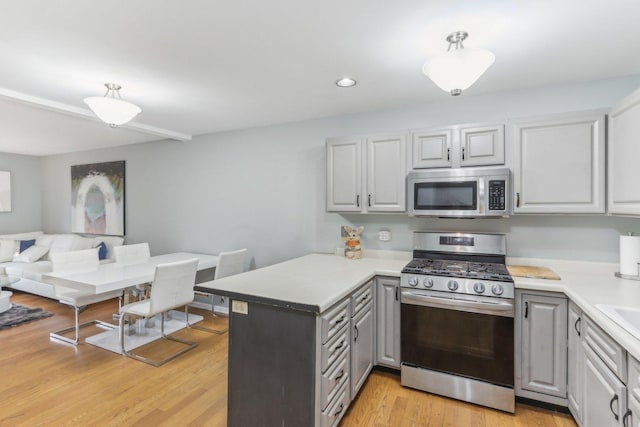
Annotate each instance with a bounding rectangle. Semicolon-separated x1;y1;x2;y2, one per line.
401;303;514;387
414;181;477;211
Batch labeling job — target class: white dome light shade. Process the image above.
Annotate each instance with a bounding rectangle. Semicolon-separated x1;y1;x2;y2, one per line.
84;96;141;126
336;77;357;88
423;48;495;96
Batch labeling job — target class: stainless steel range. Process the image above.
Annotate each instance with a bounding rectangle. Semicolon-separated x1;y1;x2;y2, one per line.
400;232;515;413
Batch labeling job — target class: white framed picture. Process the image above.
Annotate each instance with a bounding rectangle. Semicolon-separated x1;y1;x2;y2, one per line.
0;171;10;212
71;161;125;236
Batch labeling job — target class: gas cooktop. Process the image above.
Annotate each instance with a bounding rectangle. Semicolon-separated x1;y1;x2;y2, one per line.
402;258;513;283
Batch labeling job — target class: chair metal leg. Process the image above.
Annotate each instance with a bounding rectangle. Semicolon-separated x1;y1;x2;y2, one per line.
50;304;117;346
185;292;228;334
119;311;198;367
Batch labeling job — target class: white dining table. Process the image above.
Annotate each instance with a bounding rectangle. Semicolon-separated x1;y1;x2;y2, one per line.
42;252;218;294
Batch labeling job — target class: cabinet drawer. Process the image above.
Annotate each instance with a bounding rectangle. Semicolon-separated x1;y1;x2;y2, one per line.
584;316;627;381
351;281;373;317
629;355;640;406
320;298;350;345
322;325;350;373
321;380;350;427
320;349;350;411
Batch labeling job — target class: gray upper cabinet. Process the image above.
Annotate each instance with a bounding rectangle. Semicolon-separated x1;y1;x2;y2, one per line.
411;123;504;169
608;87;640;215
516;291;568;405
510;111;606;214
375;277;401;369
326;133;406;213
366;134;407;212
326;137;362;212
411;128;453;169
459;123;505;167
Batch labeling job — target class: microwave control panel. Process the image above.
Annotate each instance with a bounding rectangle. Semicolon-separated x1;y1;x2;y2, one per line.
488;180;506;211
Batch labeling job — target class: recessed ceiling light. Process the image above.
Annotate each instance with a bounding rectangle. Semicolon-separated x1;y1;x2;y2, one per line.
336;77;357;88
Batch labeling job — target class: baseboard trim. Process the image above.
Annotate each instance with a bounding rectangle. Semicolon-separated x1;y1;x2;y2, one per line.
515;396;571;415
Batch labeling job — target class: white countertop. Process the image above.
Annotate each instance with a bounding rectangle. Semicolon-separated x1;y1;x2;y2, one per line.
198;251;410;312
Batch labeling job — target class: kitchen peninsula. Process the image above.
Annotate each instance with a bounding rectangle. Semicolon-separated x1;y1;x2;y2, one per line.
200;251;640;427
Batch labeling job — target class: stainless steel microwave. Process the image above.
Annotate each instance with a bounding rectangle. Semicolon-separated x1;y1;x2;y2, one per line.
407;167;510;218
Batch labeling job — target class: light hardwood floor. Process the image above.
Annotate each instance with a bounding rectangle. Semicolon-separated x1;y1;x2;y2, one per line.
0;291;576;426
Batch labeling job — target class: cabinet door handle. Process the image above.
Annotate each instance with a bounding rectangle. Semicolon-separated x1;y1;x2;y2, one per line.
524;301;529;318
335;369;345;382
574;317;581;337
354;325;359;342
516;192;521;208
356;194;360;207
610;394;619;421
447;147;450;161
334;403;344;417
368;194;371;207
395;286;399;301
623;409;632;427
462;147;465;161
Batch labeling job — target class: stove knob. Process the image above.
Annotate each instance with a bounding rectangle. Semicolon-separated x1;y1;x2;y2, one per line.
447;280;459;291
473;282;485;294
491;284;504;296
408;277;418;287
423;278;434;288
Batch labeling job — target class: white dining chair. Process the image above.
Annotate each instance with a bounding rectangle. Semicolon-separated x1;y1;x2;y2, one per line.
118;258;199;366
114;242;152;300
49;248;124;345
113;243;151;265
186;248;247;334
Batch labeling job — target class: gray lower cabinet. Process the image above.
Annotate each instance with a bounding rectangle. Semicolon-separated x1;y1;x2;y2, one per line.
582;342;628;426
626;355;640;427
351;301;374;397
568;301;584;424
375;276;401;369
627;397;640;427
515;290;568;404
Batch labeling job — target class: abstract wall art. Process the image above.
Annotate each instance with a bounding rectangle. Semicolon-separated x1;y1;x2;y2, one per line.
71;161;125;236
0;171;10;212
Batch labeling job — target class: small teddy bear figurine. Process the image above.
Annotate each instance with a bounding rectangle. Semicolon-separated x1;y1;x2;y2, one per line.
344;225;364;259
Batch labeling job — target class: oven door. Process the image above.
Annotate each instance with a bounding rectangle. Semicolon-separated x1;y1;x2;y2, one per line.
410;178;481;217
401;289;514;388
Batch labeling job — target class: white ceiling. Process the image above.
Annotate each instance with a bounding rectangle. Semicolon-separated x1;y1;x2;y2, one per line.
1;0;639;156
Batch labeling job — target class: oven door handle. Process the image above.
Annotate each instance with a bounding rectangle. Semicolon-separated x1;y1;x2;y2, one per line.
401;290;514;317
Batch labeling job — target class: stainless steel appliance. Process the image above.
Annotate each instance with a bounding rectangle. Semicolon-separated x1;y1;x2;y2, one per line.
407;167;510;218
400;232;515;413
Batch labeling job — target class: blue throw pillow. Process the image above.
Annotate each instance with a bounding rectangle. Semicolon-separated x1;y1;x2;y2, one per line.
19;239;36;253
97;241;108;260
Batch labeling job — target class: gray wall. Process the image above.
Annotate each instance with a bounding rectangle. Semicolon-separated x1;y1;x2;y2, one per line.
0;152;42;233
41;75;640;267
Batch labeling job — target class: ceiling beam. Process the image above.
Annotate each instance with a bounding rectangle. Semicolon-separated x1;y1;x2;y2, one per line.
0;87;192;141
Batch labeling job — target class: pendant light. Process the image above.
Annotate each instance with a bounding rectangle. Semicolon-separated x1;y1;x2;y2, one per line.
84;83;141;127
422;31;495;96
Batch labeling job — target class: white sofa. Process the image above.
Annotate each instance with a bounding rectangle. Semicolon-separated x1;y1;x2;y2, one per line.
0;231;124;299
